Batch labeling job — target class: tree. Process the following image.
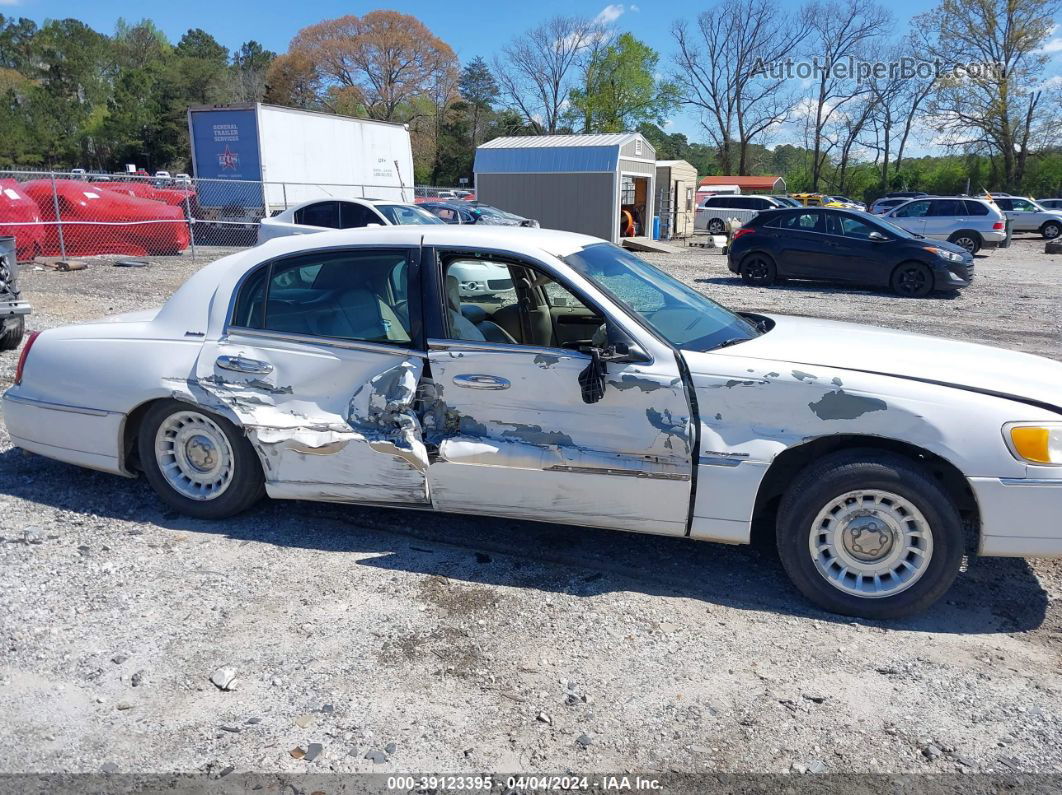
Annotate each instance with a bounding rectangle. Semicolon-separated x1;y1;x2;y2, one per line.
494;15;599;133
286;11;458;122
915;0;1061;190
459;56;498;148
264;51;320;109
801;0;891;189
569;33;678;133
672;0;812;175
231;41;275;102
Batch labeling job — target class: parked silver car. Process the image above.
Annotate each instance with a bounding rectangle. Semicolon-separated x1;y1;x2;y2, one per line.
696;195;785;234
869;197;909;215
993;197;1062;239
1038;198;1062;211
882;197;1007;254
1;236;30;351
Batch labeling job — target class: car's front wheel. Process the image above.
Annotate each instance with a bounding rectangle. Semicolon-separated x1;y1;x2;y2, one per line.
138;400;264;519
890;261;934;297
740;253;777;286
1041;221;1061;240
776;451;965;619
708;218;726;235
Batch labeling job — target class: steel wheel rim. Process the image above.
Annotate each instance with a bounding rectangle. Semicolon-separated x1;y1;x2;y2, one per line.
897;266;927;294
954;236;976;252
154;411;234;501
808;489;934;598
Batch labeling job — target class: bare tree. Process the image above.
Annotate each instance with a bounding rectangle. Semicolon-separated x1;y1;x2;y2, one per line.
672;0;812;175
803;0;892;189
493;15;599;134
915;0;1060;190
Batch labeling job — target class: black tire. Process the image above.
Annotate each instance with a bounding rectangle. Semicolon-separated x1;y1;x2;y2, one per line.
138;399;264;519
0;315;24;351
776;451;965;619
740;253;777;286
890;261;934;297
1041;221;1061;240
708;218;726;235
947;230;981;254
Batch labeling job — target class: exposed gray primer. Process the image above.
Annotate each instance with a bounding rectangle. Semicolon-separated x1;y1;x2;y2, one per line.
499;423;575;446
608;374;671;393
766;372;780;378
645;407;690;454
792;370;817;382
808;389;888;421
831;377;844;387
533;353;562;369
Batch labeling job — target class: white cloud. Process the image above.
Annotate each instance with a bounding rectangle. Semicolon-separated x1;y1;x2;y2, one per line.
630;4;640;11
1040;37;1062;54
0;0;21;6
594;4;626;25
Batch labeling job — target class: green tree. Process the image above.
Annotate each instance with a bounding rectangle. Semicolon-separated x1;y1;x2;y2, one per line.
569;34;678;133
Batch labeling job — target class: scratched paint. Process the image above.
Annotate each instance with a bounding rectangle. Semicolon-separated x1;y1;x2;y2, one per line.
808;389;888;420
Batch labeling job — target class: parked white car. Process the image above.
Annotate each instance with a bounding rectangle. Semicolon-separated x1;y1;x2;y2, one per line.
696;195;784;234
992;197;1062;239
257;198;442;244
5;226;1062;619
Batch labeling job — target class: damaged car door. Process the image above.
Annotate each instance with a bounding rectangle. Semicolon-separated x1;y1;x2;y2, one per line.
421;250;695;535
193;246;431;505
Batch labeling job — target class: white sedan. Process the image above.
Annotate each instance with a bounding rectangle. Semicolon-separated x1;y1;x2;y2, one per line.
257;197;442;244
5;226;1062;618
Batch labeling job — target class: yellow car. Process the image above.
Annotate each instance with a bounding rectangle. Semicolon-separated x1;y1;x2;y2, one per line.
790;193;853;209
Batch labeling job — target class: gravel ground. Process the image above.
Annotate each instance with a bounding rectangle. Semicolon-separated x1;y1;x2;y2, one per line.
1;236;1060;777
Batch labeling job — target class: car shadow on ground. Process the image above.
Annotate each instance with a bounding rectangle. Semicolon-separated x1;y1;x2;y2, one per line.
696;275;964;300
0;447;1049;636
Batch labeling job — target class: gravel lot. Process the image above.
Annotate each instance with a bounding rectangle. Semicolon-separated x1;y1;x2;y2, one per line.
1;236;1061;777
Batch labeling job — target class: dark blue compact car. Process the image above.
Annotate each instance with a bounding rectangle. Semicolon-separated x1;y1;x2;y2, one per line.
726;207;974;297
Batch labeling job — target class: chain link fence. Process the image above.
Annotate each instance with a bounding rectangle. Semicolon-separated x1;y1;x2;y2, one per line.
0;170;470;262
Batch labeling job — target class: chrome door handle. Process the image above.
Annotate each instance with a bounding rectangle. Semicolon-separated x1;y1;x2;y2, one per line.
452;374;510;390
217;355;273;375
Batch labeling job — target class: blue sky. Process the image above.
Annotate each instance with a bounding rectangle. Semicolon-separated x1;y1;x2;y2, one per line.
4;0;1060;153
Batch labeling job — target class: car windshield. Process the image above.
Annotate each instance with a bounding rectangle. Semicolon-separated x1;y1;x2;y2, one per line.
562;243;761;351
375;204;444;225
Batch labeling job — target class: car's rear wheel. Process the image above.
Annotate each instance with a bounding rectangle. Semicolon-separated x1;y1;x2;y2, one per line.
138;400;264;519
708;218;726;235
1041;221;1061;240
0;316;24;351
740;253;777;286
890;261;933;297
776;451;965;619
947;230;981;254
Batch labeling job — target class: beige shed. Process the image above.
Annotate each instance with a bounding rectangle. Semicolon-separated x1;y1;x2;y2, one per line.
655;160;699;239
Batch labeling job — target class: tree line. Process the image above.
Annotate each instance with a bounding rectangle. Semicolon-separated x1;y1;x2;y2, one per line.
1;0;1059;198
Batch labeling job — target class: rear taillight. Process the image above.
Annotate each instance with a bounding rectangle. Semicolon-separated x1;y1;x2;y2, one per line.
14;330;40;385
993;221;1005;230
732;227;756;240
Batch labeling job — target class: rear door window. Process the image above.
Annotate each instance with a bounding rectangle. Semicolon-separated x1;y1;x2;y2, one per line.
963;200;991;216
340;202;382;228
232;249;413;344
779;211;824;232
294;201;340;228
930;199;966;216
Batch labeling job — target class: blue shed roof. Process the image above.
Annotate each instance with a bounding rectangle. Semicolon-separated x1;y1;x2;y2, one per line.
474;133;648;174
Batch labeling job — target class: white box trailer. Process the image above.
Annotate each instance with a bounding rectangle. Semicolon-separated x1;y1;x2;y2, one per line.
187;103;415;212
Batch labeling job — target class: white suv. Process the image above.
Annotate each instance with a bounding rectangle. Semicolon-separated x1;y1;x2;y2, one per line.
883;197;1007;254
993;197;1062;240
696;195;784;234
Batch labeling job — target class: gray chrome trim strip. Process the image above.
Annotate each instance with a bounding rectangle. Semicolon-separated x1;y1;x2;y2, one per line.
3;392;113;417
225;328;426;358
428;338;591;359
999;478;1062;486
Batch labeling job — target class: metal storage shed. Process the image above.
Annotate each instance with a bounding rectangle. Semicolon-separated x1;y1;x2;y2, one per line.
655;160;699;239
474;133;656;244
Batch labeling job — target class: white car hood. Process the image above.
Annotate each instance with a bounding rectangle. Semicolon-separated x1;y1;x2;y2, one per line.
699;314;1062;412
